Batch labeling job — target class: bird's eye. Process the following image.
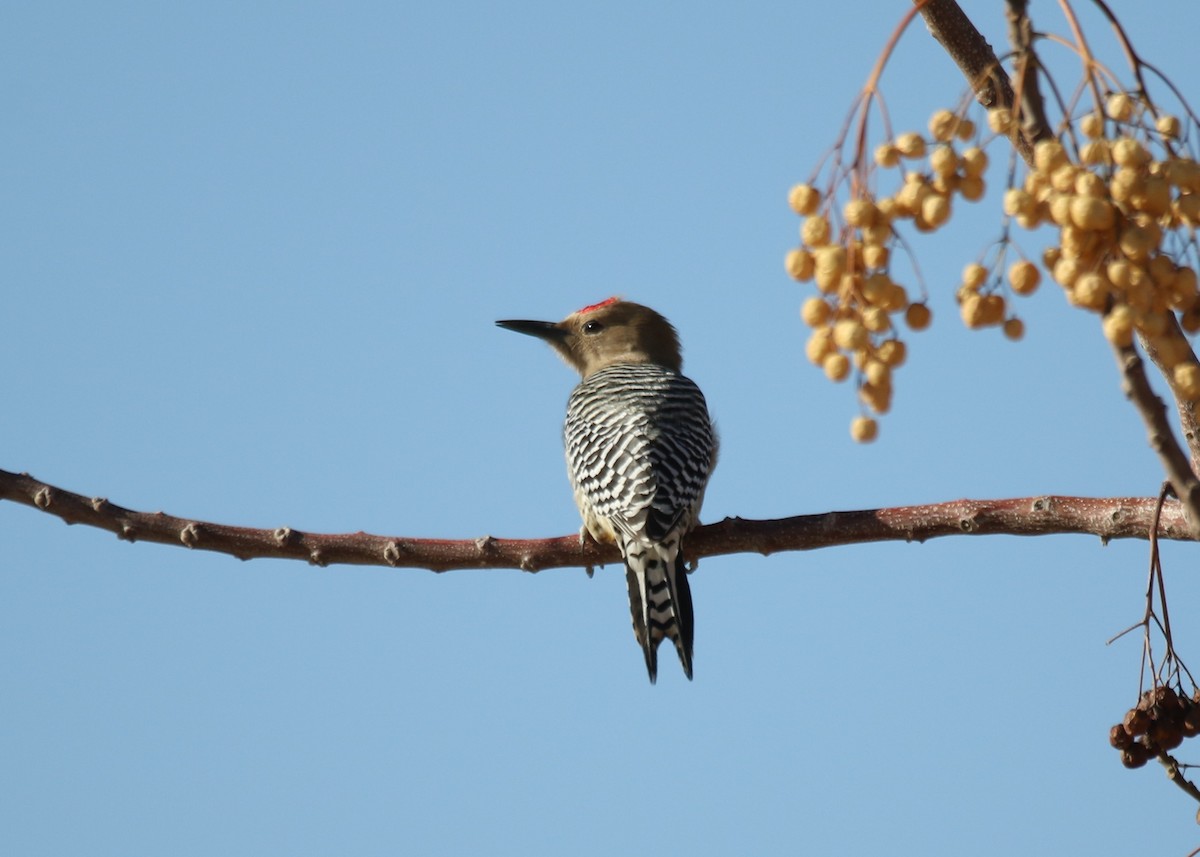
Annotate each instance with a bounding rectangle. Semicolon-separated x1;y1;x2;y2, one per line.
583;320;604;334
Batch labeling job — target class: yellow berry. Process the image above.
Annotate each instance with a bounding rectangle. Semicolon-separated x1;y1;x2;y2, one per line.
1050;164;1079;193
1157;115;1181;139
1112;137;1150;168
1047;193;1072;226
1107;258;1134;290
962;263;988;289
1061;224;1101;261
1072;272;1109;310
987;108;1014;134
1080;141;1112;167
981;294;1006;325
813;246;847;292
861;224;892;247
862;243;889;269
800;296;831;326
960;294;986;328
1052;256;1082;287
895;132;927;158
929;145;958;177
1034;140;1069;173
788;183;821;215
805;327;835;364
921;193;951;227
864;359;890;387
1175;363;1200;399
823;352;851;382
1110;166;1145;203
1119;224;1156;262
905;302;932;330
1003;317;1025;341
874;143;901;168
1106;92;1135;122
929;109;958;142
1003;188;1034;217
1074;171;1106;198
859;378;892;414
1080;112;1105;139
960;147;988;178
955;118;976;141
844;198;878;227
1070;195;1116;231
877;339;907;367
833;318;869;350
1103;306;1135;346
1132;176;1172;217
958;176;985;201
860;272;891;304
801;214;832;247
786;248;815;281
882;282;909;312
850;416;878;443
862;306;891;333
1008;261;1041;295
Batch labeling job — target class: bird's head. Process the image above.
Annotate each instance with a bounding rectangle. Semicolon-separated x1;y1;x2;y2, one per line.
497;297;683;378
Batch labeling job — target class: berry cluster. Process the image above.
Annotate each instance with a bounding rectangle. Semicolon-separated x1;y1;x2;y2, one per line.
996;97;1200;399
787;91;1200;442
786;107;1014;442
1109;685;1200;768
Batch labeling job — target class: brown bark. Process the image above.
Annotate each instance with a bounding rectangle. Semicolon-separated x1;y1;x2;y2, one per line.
1;468;1190;572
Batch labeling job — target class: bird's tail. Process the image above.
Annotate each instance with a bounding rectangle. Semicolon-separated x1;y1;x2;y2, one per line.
623;537;694;683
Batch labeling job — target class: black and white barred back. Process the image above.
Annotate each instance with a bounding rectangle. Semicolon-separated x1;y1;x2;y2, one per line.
564;363;718;682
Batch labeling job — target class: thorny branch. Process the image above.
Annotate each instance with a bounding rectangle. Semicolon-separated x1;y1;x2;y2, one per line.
0;468;1193;572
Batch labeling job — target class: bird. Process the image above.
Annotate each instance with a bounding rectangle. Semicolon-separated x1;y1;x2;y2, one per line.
497;297;718;682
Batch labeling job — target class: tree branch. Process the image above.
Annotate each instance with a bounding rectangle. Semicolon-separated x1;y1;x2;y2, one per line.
0;468;1191;572
1110;344;1200;538
912;0;1049;165
911;0;1200;535
1138;320;1200;473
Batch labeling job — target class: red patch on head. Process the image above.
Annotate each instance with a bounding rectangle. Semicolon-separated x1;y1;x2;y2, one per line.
577;296;620;315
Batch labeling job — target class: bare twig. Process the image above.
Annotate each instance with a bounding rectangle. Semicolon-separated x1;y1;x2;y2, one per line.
0;468;1193;572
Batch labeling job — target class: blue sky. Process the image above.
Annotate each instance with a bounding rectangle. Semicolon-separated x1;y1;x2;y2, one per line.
5;1;1200;854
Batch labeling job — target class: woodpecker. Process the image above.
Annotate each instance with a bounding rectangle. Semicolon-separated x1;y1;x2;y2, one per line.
497;298;718;682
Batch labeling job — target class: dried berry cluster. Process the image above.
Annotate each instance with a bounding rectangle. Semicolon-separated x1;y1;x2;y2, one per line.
1109;684;1200;768
996;97;1200;376
787;91;1200;442
786;107;1019;442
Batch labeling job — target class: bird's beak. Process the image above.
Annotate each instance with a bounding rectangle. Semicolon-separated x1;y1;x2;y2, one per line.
495;319;569;343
